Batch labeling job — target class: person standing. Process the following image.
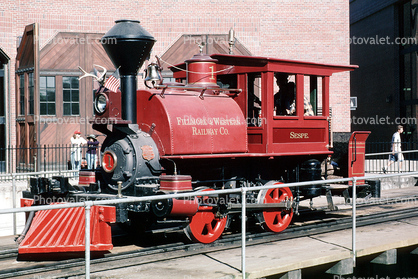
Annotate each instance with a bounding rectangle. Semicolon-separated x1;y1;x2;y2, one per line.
382;125;404;173
86;135;99;170
70;131;87;175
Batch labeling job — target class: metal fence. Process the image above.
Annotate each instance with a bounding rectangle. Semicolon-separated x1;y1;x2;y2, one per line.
0;145;100;180
365;142;418;173
0;170;78;236
1;170;417;278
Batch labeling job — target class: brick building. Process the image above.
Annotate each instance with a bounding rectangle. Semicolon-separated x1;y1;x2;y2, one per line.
0;0;352;170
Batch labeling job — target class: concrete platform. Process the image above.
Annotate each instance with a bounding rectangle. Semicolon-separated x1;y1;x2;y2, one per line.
90;216;418;278
378;174;418;190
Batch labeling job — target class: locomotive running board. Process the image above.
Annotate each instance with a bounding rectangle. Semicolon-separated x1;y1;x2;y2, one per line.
18;202;116;254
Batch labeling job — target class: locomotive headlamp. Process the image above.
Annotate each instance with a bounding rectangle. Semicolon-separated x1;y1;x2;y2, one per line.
95;93;108;114
102;150;117;173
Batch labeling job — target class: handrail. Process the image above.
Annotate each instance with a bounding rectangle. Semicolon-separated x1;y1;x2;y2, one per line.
0;169;78;235
364;149;418;173
351;135;357;167
1;171;417;278
0;169;76;178
365;149;418;157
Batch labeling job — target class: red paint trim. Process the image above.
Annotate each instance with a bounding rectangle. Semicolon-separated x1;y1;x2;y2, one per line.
162;150;332;160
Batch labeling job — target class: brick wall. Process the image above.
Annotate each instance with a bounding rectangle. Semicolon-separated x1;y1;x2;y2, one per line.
0;0;351;146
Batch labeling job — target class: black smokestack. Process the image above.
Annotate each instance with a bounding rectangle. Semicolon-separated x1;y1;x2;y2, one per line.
101;20;156;123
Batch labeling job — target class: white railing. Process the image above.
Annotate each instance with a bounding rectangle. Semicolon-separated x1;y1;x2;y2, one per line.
0;170;77;235
1;171;417;278
365;149;418;173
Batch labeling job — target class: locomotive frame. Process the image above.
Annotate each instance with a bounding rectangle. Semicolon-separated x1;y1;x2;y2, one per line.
18;20;372;254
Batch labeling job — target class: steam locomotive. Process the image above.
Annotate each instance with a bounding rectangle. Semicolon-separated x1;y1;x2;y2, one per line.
18;20;362;254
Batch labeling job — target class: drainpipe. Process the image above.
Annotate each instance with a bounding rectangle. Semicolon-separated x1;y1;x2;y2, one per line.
5;63;10;173
34;23;40;172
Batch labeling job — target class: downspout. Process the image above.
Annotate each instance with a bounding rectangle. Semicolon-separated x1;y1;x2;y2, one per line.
6;63;10;173
34;23;40;172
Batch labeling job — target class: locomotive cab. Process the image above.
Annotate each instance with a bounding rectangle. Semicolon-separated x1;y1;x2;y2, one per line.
173;54;357;157
170;55;357;201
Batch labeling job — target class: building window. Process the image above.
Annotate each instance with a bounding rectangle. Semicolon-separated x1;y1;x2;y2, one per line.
40;76;56;115
63;76;79;116
28;73;34;115
19;74;24;115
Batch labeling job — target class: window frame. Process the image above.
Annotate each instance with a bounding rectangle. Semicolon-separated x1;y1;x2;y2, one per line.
28;72;34;115
40;76;56;116
62;76;80;116
19;74;25;116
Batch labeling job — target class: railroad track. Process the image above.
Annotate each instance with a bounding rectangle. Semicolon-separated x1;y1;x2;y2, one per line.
1;197;418;279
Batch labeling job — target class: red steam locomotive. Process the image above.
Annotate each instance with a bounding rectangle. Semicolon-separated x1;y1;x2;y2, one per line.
18;20;362;254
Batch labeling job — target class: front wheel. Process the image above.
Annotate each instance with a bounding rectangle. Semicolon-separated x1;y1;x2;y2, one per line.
184;189;227;244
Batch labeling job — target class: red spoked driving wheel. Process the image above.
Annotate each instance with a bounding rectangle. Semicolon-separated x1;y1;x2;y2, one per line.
257;182;293;233
185;189;227;244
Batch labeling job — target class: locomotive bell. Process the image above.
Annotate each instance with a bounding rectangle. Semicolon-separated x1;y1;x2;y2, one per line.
144;62;163;89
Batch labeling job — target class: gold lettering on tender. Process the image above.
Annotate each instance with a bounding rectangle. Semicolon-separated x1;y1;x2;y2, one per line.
209;66;215;81
289;132;309;139
220;127;229;135
175;116;241;126
192;127;221;136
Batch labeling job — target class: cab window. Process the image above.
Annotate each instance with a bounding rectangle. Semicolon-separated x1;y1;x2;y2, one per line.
273;73;296;116
304;75;322;116
247;73;262;126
